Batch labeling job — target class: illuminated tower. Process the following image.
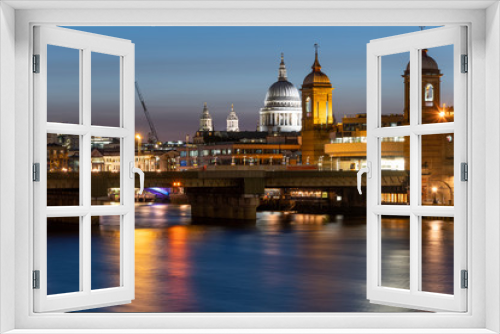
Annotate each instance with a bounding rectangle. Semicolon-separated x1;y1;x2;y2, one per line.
402;49;454;205
199;102;213;132
403;49;444;124
301;44;335;165
226;104;239;132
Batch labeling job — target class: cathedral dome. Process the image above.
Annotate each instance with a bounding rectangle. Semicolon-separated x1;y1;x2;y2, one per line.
265;81;301;103
259;53;302;132
302;46;332;88
405;49;440;75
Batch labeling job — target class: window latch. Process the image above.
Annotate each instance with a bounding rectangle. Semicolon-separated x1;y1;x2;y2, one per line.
357;161;371;195
130;162;145;194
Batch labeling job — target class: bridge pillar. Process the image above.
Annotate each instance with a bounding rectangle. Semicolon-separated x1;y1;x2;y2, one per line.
187;191;260;221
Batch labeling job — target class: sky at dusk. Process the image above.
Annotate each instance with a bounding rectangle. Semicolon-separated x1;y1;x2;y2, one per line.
47;26;454;142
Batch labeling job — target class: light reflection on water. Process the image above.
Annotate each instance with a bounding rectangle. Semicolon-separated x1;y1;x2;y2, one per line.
46;203;453;312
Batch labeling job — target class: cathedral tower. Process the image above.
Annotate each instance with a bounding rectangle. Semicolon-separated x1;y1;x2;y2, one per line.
199;102;213;132
227;104;239;132
403;49;444;124
300;45;335;165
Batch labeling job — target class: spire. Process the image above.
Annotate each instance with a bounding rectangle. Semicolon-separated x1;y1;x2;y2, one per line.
278;52;288;81
312;43;322;71
203;102;209;114
231;103;234;112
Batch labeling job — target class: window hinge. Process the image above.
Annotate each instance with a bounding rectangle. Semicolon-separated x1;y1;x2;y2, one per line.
33;54;40;73
33;270;40;289
461;270;468;289
33;163;40;182
461;162;468;181
461;54;468;73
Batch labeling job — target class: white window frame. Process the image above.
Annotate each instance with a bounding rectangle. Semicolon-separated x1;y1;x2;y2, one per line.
366;26;467;312
0;1;498;333
33;26;136;313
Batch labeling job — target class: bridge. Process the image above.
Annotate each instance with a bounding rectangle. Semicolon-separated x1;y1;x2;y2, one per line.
48;170;408;220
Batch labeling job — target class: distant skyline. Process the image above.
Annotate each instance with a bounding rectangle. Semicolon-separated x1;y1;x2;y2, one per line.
48;26;454;141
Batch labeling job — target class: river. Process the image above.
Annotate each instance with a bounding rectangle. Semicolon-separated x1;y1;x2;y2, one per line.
46;203;454;312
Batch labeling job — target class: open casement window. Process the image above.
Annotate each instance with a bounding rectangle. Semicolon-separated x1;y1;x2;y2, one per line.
33;26;138;312
364;26;467;312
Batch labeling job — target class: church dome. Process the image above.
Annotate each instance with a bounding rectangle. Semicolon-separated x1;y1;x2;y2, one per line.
264;53;301;105
259;53;302;133
265;81;301;102
302;46;332;89
303;71;331;87
405;49;440;75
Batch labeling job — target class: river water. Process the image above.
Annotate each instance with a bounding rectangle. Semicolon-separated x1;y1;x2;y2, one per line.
47;203;454;312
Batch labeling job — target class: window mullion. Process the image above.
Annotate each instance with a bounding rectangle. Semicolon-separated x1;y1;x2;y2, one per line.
81;48;92;295
409;47;421;294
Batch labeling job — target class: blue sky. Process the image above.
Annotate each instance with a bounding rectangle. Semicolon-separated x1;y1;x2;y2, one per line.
48;26;454;141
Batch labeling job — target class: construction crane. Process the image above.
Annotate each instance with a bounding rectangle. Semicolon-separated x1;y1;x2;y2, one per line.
135;81;160;144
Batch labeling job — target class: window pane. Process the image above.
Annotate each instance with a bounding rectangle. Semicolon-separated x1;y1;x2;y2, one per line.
47;217;80;295
91;137;121;205
421;217;454;294
47;134;80;206
381;52;409;127
421;133;454;206
92;215;121;290
381;136;409;204
91;52;120;127
420;46;454;125
47;45;80;124
381;215;410;290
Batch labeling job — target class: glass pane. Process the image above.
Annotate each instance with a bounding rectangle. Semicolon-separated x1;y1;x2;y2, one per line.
47;134;80;206
421;133;454;206
381;52;409;127
47;45;80;124
381;136;410;204
420;46;454;125
91;52;120;127
92;215;121;290
381;215;410;290
421;217;454;294
47;217;80;295
91;137;121;205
